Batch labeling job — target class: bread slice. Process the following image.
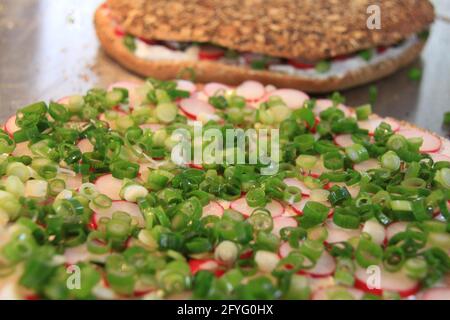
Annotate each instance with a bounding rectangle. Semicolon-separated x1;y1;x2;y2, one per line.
95;5;426;93
106;0;434;61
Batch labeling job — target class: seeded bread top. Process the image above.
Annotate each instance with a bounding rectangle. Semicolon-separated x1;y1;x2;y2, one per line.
107;0;434;61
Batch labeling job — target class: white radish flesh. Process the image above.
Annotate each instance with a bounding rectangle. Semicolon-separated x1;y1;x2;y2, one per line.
95;174;123;200
203;82;229;97
314;99;352;117
5;115;19;135
325;221;361;243
77;139;94;153
386;221;409;241
272;216;298;237
57;173;83;191
202;201;224;217
175;79;196;93
139;123;164;131
179;98;216;119
235;80;265;101
421;288;450;300
358;116;400;135
265;89;309;109
283;178;312;196
362;219;386;245
334;134;355;148
64;245;90;264
303;251;336;278
12;142;33;157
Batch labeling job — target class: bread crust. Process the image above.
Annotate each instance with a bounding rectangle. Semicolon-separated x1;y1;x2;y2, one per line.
106;0;434;61
95;5;425;93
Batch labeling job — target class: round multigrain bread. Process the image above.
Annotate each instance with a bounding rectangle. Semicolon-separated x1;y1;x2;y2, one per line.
94;4;426;93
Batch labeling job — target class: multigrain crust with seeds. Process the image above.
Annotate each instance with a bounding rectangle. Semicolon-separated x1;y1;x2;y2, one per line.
95;0;434;92
106;0;434;60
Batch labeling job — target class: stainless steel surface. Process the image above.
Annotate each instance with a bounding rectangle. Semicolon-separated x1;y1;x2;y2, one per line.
0;0;449;136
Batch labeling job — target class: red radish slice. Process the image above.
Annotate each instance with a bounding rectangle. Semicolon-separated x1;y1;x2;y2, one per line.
438;139;450;157
12;142;33;157
421;288;450;300
353;159;380;172
99;111;127;130
264;85;277;93
325;221;361;244
95;174;123;200
77;139;94;153
235;81;265;101
302;251;336;278
94;200;144;227
64;245;90;264
272;216;298;236
139;123;163;132
334;134;355;148
312;287;364;300
398;129;442;153
57;96;70;105
57;173;82;190
279;242;293;259
354;266;420;297
386;221;408;242
431;153;450;163
358;116;400;135
179;98;215;119
190;91;209;102
203;82;229;97
314;99;352;117
5;115;19;135
189;259;224;277
265;89;309;109
202;201;224;217
175;79;196;93
283;178;312;196
114;25;125;37
230;197;284;217
107;81;141;109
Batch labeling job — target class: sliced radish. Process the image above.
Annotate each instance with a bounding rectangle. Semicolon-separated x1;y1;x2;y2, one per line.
353;159;380;172
139;123;164;132
203;82;229;97
230;197;284;217
334;134;355;148
358;116;400;135
283;178;312;196
386;221;408;242
278;242;336;277
190;91;209;102
5;115;19;135
189;259;223;277
57;96;70;105
272;216;298;236
398;129;442;153
202;201;224;217
175;79;196;94
314;99;352;117
178;98;215;119
438;139;450;157
354;266;420;297
312;286;364;300
94;200;144;227
77;139;94;153
302;251;336;278
94;174;123;200
235;81;265;101
57;173;83;190
99;111;127;130
216;199;231;210
325;221;361;244
107;81;141;109
198;46;225;60
264;89;309;109
421;288;450;300
12;142;33;157
279;242;293;259
431;153;450;163
64;245;90;264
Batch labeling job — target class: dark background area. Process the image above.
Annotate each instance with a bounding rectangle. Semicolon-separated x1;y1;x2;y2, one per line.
0;0;449;135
